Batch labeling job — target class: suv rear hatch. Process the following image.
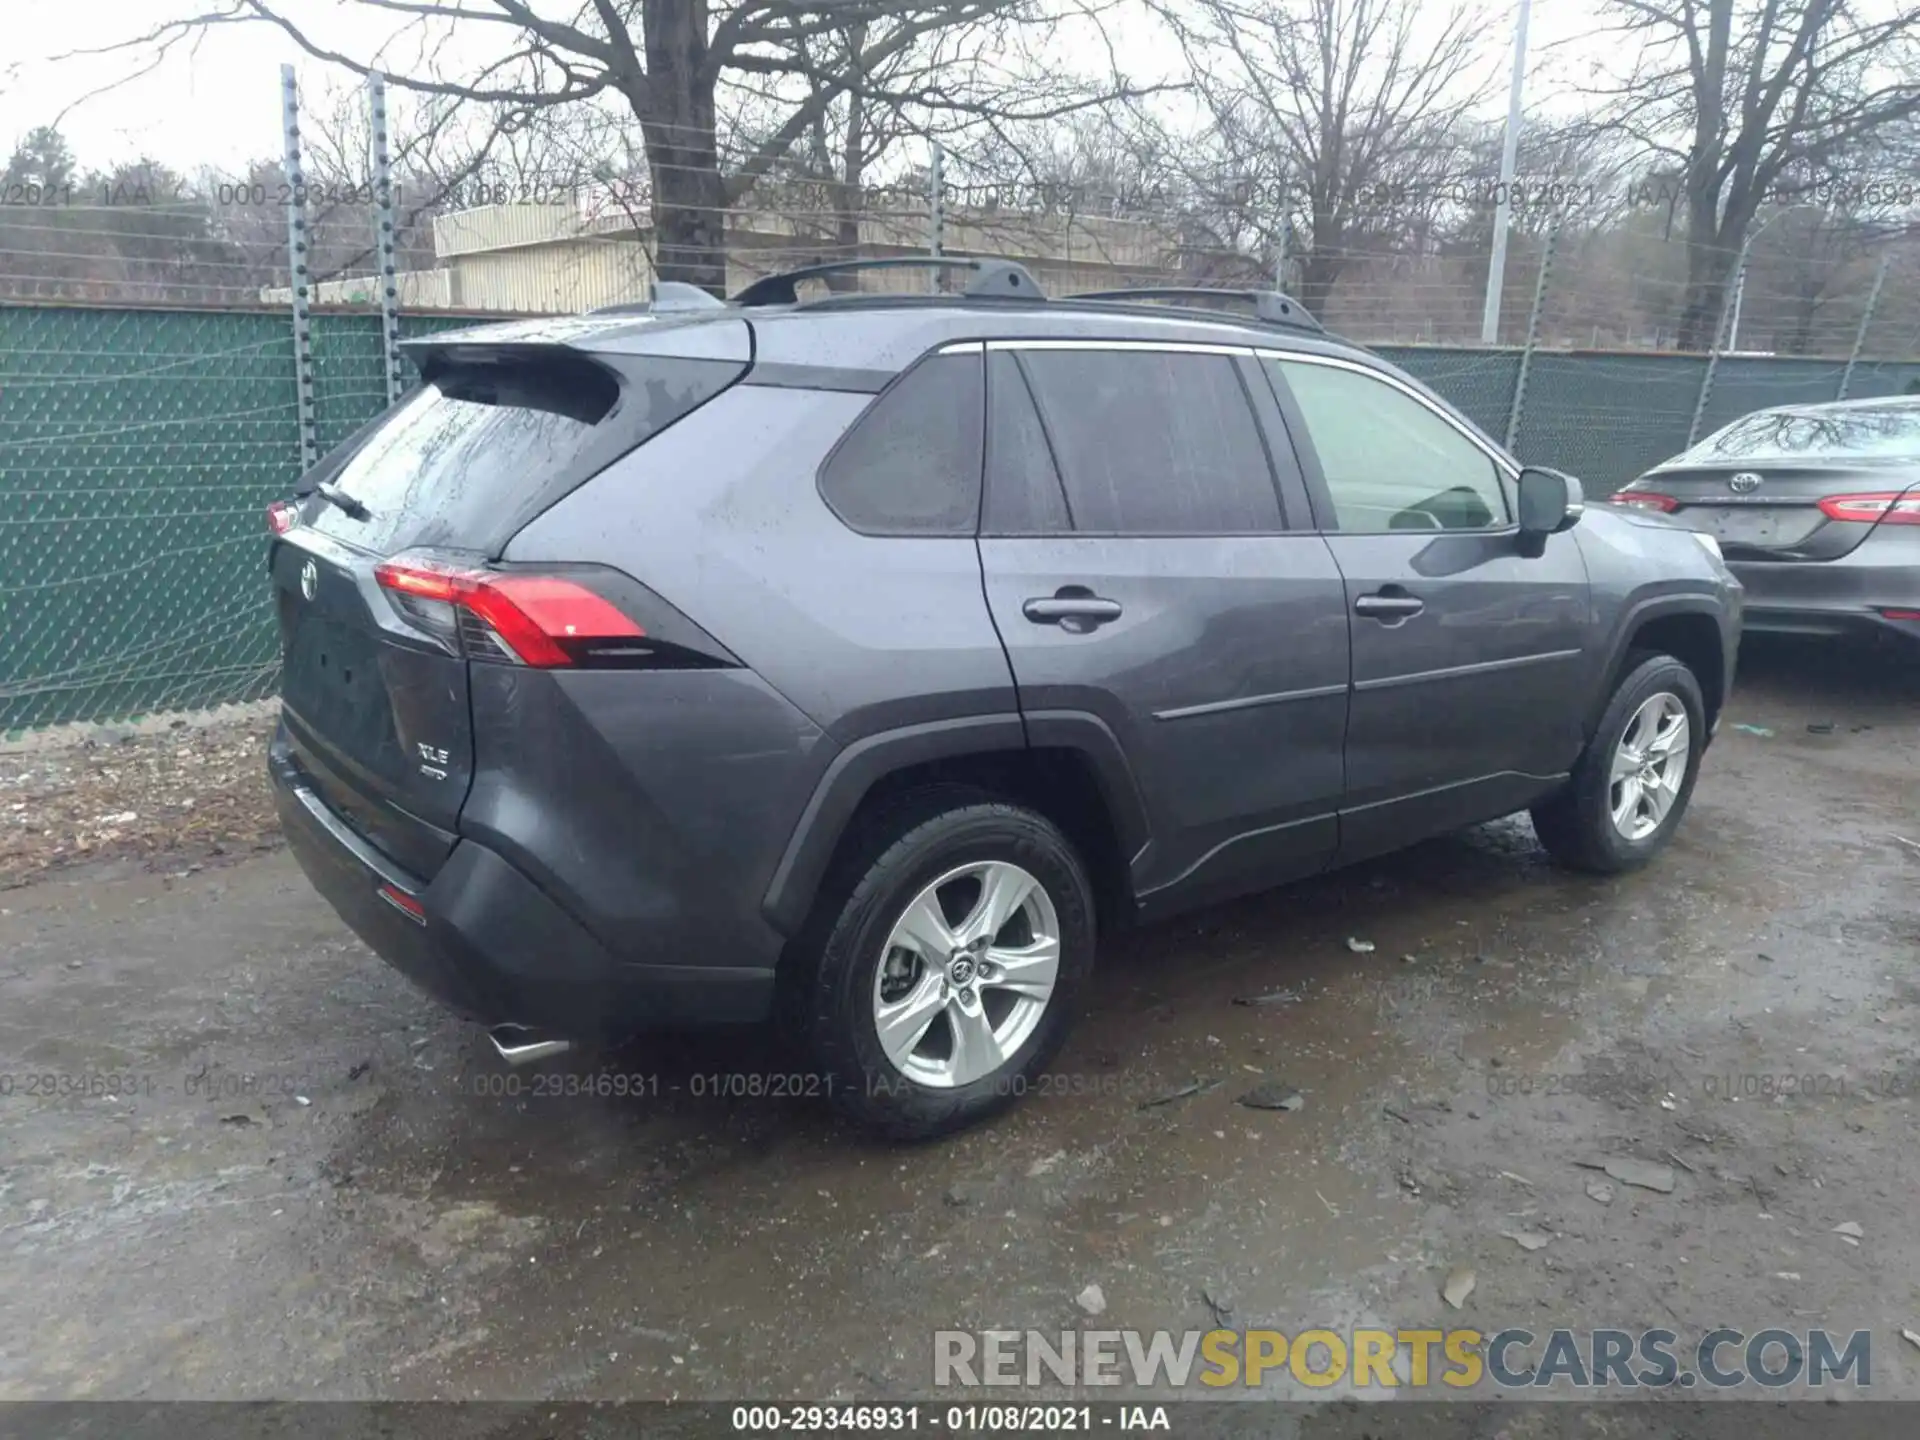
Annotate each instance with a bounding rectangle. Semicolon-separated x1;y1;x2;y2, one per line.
1616;404;1920;561
270;320;750;879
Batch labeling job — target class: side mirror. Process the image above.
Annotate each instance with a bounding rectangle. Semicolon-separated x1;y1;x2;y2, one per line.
1516;466;1584;556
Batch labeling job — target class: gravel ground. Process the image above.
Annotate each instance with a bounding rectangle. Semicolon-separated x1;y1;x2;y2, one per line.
1;638;1917;1422
0;707;278;890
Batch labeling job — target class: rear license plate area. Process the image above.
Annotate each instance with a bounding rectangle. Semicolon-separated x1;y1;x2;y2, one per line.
1682;507;1816;548
284;616;397;757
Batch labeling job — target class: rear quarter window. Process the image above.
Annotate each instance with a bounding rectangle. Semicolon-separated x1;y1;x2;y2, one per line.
818;352;984;536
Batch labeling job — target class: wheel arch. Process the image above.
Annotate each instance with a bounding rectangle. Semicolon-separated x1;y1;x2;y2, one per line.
760;712;1149;940
1589;595;1728;742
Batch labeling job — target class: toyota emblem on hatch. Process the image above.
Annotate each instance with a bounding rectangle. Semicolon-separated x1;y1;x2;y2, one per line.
299;559;318;601
1728;472;1763;493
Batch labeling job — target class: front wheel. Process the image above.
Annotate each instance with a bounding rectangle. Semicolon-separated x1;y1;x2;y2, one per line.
791;793;1095;1140
1530;652;1707;874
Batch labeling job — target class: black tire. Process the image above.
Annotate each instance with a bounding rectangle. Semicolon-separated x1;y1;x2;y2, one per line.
786;787;1096;1140
1530;651;1707;874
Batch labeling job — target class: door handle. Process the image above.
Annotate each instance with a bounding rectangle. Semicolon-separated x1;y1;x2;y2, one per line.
1023;589;1123;631
1353;589;1425;620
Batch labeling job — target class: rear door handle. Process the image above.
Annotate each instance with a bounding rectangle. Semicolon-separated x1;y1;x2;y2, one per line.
1023;590;1123;631
1353;590;1425;620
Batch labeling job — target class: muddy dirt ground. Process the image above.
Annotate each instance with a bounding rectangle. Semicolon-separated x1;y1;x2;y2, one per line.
2;639;1917;1413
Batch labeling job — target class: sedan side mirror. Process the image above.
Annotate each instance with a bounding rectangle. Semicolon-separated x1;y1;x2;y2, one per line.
1516;466;1584;557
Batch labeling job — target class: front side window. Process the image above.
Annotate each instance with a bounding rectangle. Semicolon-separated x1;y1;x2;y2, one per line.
1271;359;1509;532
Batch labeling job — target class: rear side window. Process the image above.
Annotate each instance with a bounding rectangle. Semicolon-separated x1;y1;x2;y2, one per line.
1015;350;1283;534
307;352;741;553
819;352;984;535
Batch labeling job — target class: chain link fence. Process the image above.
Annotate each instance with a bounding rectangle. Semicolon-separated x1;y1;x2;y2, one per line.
5;295;1915;734
0;305;482;733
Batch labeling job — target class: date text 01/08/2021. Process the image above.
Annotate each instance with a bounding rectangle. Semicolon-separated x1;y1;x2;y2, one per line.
455;1071;842;1100
730;1405;1171;1432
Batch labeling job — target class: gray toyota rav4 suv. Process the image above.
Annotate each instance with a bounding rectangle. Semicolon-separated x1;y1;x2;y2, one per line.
266;259;1741;1137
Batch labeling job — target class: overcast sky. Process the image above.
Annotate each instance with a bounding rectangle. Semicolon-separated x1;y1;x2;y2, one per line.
3;0;1610;176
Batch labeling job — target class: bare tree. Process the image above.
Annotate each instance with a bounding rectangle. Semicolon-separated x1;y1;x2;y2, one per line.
106;0;1138;292
1586;0;1920;349
1150;0;1496;315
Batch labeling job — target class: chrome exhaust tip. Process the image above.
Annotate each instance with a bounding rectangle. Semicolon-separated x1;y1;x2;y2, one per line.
487;1024;574;1066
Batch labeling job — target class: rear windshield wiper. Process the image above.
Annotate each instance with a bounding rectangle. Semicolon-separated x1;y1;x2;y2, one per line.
312;481;372;522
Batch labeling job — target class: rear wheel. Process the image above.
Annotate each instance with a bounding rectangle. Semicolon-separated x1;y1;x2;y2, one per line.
790;791;1095;1139
1531;652;1706;874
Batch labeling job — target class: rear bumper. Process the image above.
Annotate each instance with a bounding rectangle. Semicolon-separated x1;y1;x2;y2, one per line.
1730;537;1920;646
270;733;776;1037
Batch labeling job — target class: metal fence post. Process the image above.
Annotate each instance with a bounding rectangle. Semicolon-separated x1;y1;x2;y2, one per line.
928;141;944;260
368;73;404;407
1505;219;1557;453
1274;204;1289;293
282;65;319;473
1687;240;1748;448
1836;251;1890;401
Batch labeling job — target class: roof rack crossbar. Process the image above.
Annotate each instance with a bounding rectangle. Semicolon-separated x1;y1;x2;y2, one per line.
1067;286;1323;333
731;256;1041;307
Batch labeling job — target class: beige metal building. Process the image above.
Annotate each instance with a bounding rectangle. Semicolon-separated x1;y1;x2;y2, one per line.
281;191;1174;313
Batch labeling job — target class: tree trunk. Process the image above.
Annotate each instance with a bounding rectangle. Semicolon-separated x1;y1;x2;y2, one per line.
1676;234;1738;353
643;0;728;293
1297;250;1340;321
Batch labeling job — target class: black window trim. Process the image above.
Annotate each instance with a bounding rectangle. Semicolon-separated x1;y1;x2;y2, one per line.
1257;349;1519;536
977;338;1296;540
988;349;1078;532
814;342;987;539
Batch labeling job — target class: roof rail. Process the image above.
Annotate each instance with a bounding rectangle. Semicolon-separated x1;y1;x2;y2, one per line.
590;281;728;317
1066;286;1323;334
731;256;1042;308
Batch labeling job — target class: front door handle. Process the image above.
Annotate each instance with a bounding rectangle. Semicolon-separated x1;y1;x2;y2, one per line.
1023;588;1123;632
1353;589;1425;621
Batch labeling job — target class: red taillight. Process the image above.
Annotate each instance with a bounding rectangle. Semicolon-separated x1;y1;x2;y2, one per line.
267;499;299;535
1816;492;1920;526
373;558;644;667
1608;491;1679;513
1881;609;1920;622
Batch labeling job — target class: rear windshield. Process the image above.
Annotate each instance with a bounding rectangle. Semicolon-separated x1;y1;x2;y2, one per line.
307;351;741;553
1684;404;1920;462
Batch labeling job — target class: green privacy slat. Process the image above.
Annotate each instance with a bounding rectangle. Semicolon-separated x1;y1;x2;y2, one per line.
0;307;480;730
3;308;1919;732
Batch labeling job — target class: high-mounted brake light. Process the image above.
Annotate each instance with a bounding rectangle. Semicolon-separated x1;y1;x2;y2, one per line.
266;499;299;535
1816;492;1920;526
374;558;645;667
1608;491;1679;513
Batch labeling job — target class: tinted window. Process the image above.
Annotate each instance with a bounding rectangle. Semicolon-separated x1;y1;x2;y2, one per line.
1017;350;1283;534
1684;404;1920;461
984;352;1071;534
308;353;740;553
820;352;983;535
1272;359;1508;532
